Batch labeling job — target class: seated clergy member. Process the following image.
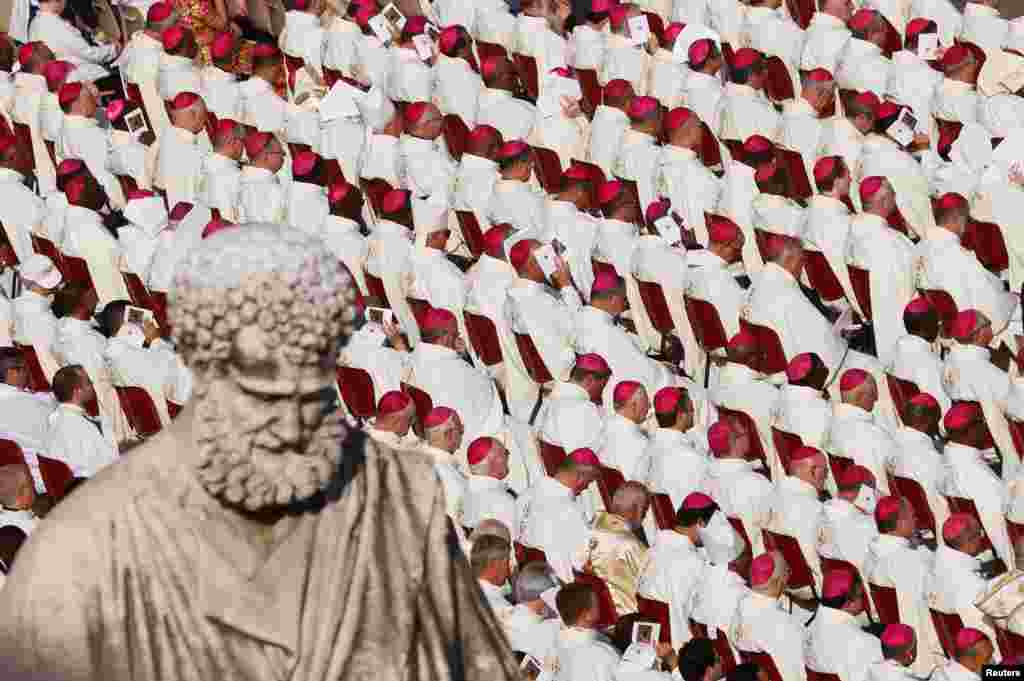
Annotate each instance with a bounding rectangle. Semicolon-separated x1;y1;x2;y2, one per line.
535;353;610;453
365;390;419;450
477;57;537;143
599;380;650;480
119;190;171;282
827;369;896;494
768;445;828;589
157;25;202;102
60;174;130;305
644;387;707;509
656;106;721;246
44;365;118;479
29;0;118;83
434;26;483;128
0;349;55;491
57;81;125;209
805;569;884;681
0;132;43;266
586;481;651;617
200;32;241;121
888;297;951;415
817;465;881;572
286;151;329;237
472;534;515;618
552;583;621;681
517;448;602;582
400;102;456;204
238;43;288;135
200;119;244;223
505;562;562;664
419;406;469;527
487;140;547;236
931;629;994;681
238;131;287;225
155;92;208;212
868;624;922;681
12;254;63;382
462;437;517;539
683;216;748;340
890;394;949;528
773;353;833;449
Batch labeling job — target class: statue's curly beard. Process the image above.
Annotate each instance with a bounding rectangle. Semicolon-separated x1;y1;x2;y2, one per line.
193;388;348;512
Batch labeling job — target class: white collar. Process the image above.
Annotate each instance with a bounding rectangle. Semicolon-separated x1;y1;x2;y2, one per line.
202;65;236;81
725;82;762;99
460;153;497;172
607;413;645;436
833;401;873;423
779;475;820;499
809;194;850;214
948;343;991;362
809;12;850;29
845;37;883;59
323;215;361;233
413;341;459;360
965;2;1000;17
550;381;591;402
783;383;827;402
937;543;982;573
467;474;510;492
400;134;439;154
594;104;629;123
205;152;240;171
944;441;987;464
538;474;575;500
0;167;25;184
240;165;278;182
650;427;697;447
926;226;961;243
687;71;722;88
784;97;818;116
816;605;859;627
662;144;699;162
941;660;981;680
719;362;762;384
582;305;615;325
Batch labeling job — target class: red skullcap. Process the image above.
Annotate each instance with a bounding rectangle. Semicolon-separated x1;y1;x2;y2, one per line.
58;82;82;107
202;217;235;239
664;106;693;131
126;189;155;201
243;130;272;158
576;353;611;374
707;420;733;455
942;513;974;542
57;159;83;176
252;43;280;59
550;66;574;78
64;175;87;203
839;368;869;392
563;164;592;182
955;628;987;654
169;92;199;110
646;198;670;223
743;134;773;155
438;26;462;55
822;569;855;599
877;101;900;120
328;179;353;205
790;446;822;463
0;135;16;156
604;79;633;99
950;309;980;341
509;239;534;269
754;164;777;184
609;5;629;27
403;15;428;36
467;437;497;465
664;22;685;43
214;117;240;139
728;330;758;351
381;189;410;215
750;553;776;586
813;156;838;183
881;623;915;648
938;192;967;211
838;464;874;488
354;5;374;27
906;18;935;39
854;91;881;112
44;61;74;92
591;271;621;294
421;307;457;332
468;125;501;147
905;296;932;315
17;43;36;66
292;150;319;176
147;1;173;22
211;32;235;60
707;216;740;243
290;0;309;10
613;380;642;404
939;125;958;153
495;140;529;161
626;96;659;121
597;180;624;206
482;225;508;257
377;390;411;415
848;8;877;31
162;25;186;51
569;448;601;466
169;202;193;220
682;491;715;510
591;0;613;11
404;102;430;126
730;48;761;70
653;386;684;413
909;392;940;410
481;57;501;80
944;402;981;431
106;99;126;121
942;45;969;70
423;406;456;428
860;176;884;202
875;496;902;523
689;39;712;65
787;353;816;382
806;68;833;82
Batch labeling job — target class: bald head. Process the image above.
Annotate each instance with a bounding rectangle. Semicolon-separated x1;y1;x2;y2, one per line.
471;518;511;544
424;410;463;453
840;373;878;412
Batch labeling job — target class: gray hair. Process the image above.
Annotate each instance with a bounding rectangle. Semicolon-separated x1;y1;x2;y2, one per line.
610;481;649;515
513;562;559;604
471;518;511;544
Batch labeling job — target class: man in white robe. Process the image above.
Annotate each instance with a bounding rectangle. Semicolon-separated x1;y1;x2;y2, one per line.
477;57;538;143
931;628;996;680
551;582;621;681
889;394;950;533
719;48;781;143
462;225;516;373
546;166;601;300
827;369;896;494
364;390;420;451
400;102;457;205
156;25;202;104
0;133;43;265
819;90;877;187
801;156;858;309
648;23;690;109
154;91;207;212
779;71;838;183
656;106;721;245
463;437;518;538
433;27;482;130
199;118;243;222
773;353;834;449
406;217;467;315
685;217;748;341
29;0;118;83
643;387;708;508
599;381;650;480
836;9;893;96
683;39;726;136
741;0;805;91
600;5;653;95
12;254;62;383
768;445;828;588
357;86;402;187
200;32;242;121
488;140;548;234
57;82;125;209
961;0;1009;52
888;297;951;415
818;464;881;571
801;0;854;73
593;179;642;284
43;366;118;479
513;0;570;92
614;96;663;211
59;174;129;305
0;350;55;493
279;0;327;100
238;130;287;225
12;43;55;195
886;20;944;131
805;569;884;681
454;124;502;232
238;44;288;134
419;406;470;526
535;353;610;454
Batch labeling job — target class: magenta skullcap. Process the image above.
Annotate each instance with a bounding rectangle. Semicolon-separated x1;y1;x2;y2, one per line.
106;99;126;121
806;67;833;82
591;271;622;294
707;215;740;243
682;491;715;510
877;101;901;120
875;495;902;524
838;464;875;488
211;31;235;60
290;0;309;10
292;150;319;177
731;48;761;69
707;420;733;456
646;198;670;224
162;24;186;51
481;57;501;80
214;117;240;139
125;189;156;203
822;568;855;599
404;101;430;126
468;124;501;147
495;140;529;161
626;96;659;121
328;179;353;205
438;26;463;55
906;18;935;39
955;628;988;654
855;91;881;112
403;15;428;36
905;296;932;315
604;78;633;99
252;43;280;59
377;390;411;415
202;217;234;239
423;405;456;428
938;192;967;211
43;61;74;93
664;22;685;43
591;0;613;11
243;130;272;158
58;82;82;107
754;164;777;184
381;189;410;215
839;368;869;392
881;623;915;648
750;553;776;586
64;175;87;203
942;44;970;70
950;309;981;341
664;106;694;131
57;158;84;176
467;437;497;465
509;239;535;269
791;445;822;463
743;134;774;156
689;38;712;65
653;386;684;414
813;156;838;183
859;176;885;202
728;330;758;351
563;164;592;182
482;225;508;257
786;353;816;382
909;392;940;410
569;447;601;466
942;512;974;542
609;4;629;27
944;402;981;432
420;307;457;332
597;179;624;206
147;1;173;23
550;66;574;78
0;135;15;157
613;380;643;404
354;5;374;26
17;43;35;66
169;202;193;221
848;8;877;31
169;91;200;110
576;353;610;374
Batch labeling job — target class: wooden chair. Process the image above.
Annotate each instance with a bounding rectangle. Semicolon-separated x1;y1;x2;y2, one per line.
61;255;95;291
651;492;676;530
636;596;672;643
930;608;965;658
442;114;469;162
683;295;730;387
962;221;1010;274
869;583;901;624
946;496;994;554
994;625;1024;659
30;235;64;277
530;146;563;195
805;670;841;681
0;440;25;466
826;453;854;485
921;289;958;339
717;406;772;479
572;570;619;628
803;251;846;304
336;366;376;421
362;270;389;307
890;476;937;538
514;332;555;425
886;374;919;424
514;541;547;566
37;455;74;499
537;440;567;476
513;53;539;100
115;386;163;438
122;271;151;308
847;265;873;322
454;211;486;259
400;382;433;426
700;123;723;169
739;319;788;376
763;529;818;597
15;344;50;392
596;466;626;509
764;56;795;103
771;427;803;474
463;312;504;368
737;650;783;681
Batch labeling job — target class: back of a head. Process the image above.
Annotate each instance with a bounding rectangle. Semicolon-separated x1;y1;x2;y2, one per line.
611;480;649;516
555;582;596;626
513;561;558;604
0;36;14;73
678;638;718;681
51;281;93;319
0;347;24;379
469;534;510;577
52;365;85;404
471;518;511;545
97;300;131;338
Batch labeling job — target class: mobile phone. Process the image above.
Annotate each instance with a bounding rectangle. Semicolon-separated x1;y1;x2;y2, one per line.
366;306;396;326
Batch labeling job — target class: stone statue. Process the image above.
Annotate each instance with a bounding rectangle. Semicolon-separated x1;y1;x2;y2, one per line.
0;225;521;681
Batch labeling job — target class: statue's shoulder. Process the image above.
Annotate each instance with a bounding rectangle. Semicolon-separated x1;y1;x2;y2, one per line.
343;432;445;510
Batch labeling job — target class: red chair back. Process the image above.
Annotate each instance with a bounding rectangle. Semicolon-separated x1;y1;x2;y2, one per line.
651;492;676;530
284;54;304;92
122;272;150;308
442;114;469;162
727;516;753;556
12;123;33;172
360;178;394;216
962;221;1009;274
476;41;508;62
946;495;993;553
0;440;24;466
787;0;814;27
513;54;539;100
597;466;626;508
683;295;730;354
636;596;672;643
531;146;563;195
572;570;619;628
739;319;788;376
994;626;1024;659
922;289;958;338
37;455;74;499
738;651;783;681
30;235;63;276
716;407;771;480
115;386;163;438
869;583;901;624
890;476;937;536
806;670;841;681
514;541;548;566
930;608;965;658
15;344;50;392
455;211;486;259
167;401;182;419
826;453;853;485
1009;419;1024;467
803;251;846;302
464;312;504;367
771;427;803;474
62;255;95;291
764;56;795;103
636;279;675;335
847;265;872;322
885;374;919;424
777;148;813;201
400;382;433;425
323;67;341;88
148;291;170;337
577;68;601;112
405;297;430;330
336;366;376;420
362;270;389;307
693;125;719;172
762;530;817;595
538;440;567;476
514;333;554;385
0;225;18;268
